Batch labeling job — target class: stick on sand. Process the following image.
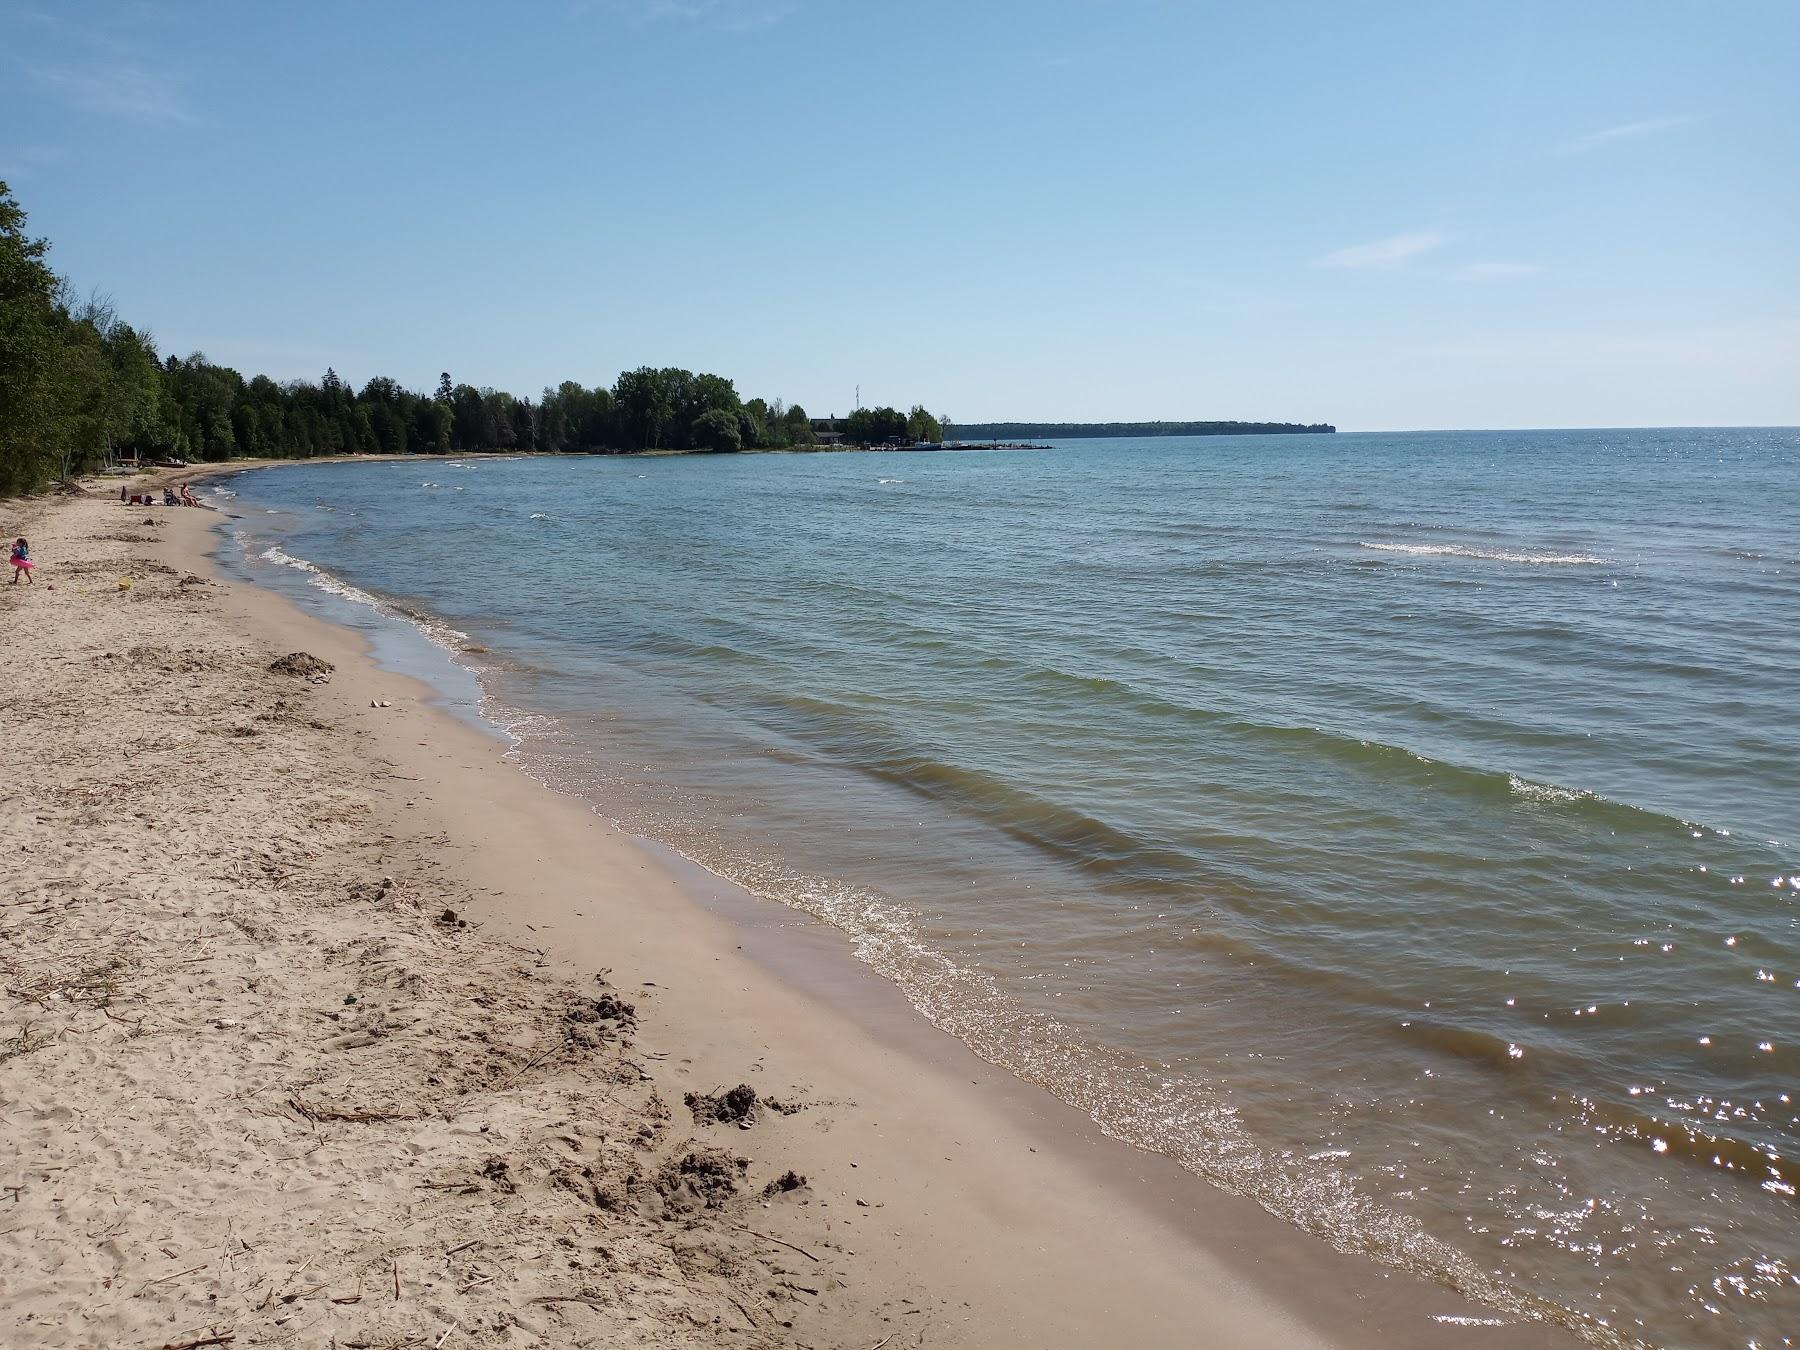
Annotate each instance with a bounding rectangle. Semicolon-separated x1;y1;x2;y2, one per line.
729;1224;823;1263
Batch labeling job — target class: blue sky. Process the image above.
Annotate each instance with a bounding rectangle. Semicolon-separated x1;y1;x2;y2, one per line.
4;1;1796;431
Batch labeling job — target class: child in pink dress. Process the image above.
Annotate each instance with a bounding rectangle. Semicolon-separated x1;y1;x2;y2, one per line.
10;537;34;584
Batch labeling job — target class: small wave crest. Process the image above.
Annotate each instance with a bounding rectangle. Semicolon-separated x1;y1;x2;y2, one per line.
254;543;468;647
1360;541;1609;566
1505;774;1593;806
1569;1094;1794;1198
260;545;386;612
258;543;318;575
871;752;1203;886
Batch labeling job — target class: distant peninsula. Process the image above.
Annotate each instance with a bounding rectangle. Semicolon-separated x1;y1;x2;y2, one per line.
950;420;1335;440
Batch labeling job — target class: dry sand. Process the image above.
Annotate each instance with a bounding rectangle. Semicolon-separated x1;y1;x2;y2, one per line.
1;475;1581;1349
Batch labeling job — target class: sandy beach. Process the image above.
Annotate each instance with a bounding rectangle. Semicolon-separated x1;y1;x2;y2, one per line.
0;473;1580;1349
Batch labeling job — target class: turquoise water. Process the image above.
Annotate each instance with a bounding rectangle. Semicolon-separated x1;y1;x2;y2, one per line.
218;430;1799;1347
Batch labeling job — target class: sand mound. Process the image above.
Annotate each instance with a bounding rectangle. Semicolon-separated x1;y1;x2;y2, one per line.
267;650;334;681
688;1083;761;1126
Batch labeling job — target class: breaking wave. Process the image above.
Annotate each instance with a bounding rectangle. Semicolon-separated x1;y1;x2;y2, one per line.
1359;541;1609;565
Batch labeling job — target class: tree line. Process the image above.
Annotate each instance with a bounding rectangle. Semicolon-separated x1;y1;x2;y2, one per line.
1;181;941;496
950;420;1336;439
842;405;943;446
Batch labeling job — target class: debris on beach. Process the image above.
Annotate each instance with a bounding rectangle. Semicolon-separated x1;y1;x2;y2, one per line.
687;1083;760;1127
480;1155;517;1193
763;1169;808;1196
563;990;637;1049
267;650;334;682
655;1148;748;1212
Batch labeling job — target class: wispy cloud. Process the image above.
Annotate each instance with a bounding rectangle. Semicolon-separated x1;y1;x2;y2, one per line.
1552;114;1695;157
1454;261;1544;281
29;59;195;124
0;144;65;182
1314;230;1447;271
598;0;797;29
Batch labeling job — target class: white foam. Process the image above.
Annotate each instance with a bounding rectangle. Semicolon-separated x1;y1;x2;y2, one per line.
259;544;317;574
1359;541;1608;566
1506;774;1590;805
256;543;467;645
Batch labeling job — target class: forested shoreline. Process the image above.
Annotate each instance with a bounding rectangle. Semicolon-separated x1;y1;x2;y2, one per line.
4;179;1334;498
1;182;943;495
951;420;1336;439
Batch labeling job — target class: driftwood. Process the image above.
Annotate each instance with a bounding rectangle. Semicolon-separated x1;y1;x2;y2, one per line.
728;1223;823;1263
139;1262;207;1292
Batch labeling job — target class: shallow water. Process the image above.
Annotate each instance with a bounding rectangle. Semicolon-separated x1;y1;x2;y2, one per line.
219;429;1800;1348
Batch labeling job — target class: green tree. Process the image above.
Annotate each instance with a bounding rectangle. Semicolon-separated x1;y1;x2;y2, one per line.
411;398;451;454
845;406;907;445
479;388;516;449
906;405;943;444
613;366;678;450
0;181;65;492
449;383;484;450
47;307;112;480
509;398;534;452
740;397;771;449
691;407;742;452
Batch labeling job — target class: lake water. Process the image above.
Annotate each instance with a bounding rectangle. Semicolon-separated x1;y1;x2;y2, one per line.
217;429;1799;1348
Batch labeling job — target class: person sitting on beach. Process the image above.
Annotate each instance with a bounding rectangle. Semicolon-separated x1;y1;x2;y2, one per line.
180;485;198;507
163;488;179;506
10;537;34;585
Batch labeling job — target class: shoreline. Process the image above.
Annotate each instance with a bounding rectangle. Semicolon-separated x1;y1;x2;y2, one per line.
2;474;1584;1347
